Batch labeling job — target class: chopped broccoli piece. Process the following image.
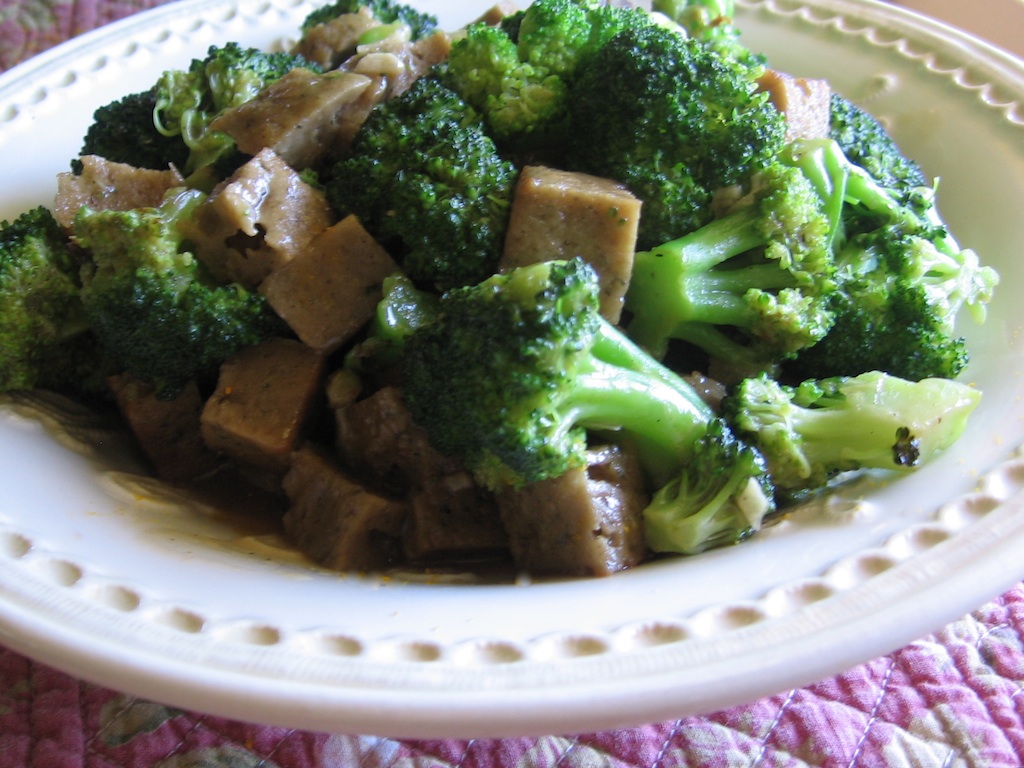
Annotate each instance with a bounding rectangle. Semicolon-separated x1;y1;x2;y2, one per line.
784;138;998;381
565;18;786;248
443;0;650;150
326;77;518;289
73;189;285;399
301;0;437;38
399;257;775;554
624;156;837;375
829;92;927;195
0;207;99;394
723;370;981;494
153;43;319;179
650;0;751;60
76;86;190;172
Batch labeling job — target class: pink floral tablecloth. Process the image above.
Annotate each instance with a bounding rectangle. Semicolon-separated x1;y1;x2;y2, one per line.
3;0;1024;765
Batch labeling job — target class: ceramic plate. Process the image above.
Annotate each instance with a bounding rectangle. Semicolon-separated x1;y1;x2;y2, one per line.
2;0;1024;740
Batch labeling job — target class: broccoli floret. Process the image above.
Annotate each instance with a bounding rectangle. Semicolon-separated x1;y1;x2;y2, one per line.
73;189;285;399
399;257;775;555
723;371;981;494
650;0;753;62
0;207;99;394
153;43;319;180
76;86;190;172
829;92;927;195
624;157;837;377
784;138;998;381
326;77;518;289
565;18;786;248
300;0;437;38
443;0;649;150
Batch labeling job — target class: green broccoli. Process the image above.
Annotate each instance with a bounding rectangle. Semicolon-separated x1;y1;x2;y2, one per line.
565;17;786;248
443;0;650;150
829;92;928;196
326;76;518;289
73;189;285;399
784;138;998;381
76;86;190;172
300;0;437;39
399;257;775;555
153;43;319;180
624;156;837;378
650;0;752;60
0;207;99;394
723;370;981;494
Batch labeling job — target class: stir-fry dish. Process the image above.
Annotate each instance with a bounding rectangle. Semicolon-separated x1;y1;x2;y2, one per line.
0;0;1000;577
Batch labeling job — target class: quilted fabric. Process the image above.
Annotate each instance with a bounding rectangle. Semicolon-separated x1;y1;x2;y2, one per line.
2;0;1024;764
2;583;1024;766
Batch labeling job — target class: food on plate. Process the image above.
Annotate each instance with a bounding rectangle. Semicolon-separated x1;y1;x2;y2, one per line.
0;0;999;578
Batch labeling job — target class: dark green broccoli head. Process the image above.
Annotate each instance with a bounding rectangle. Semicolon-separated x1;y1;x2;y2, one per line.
327;77;518;289
566;19;786;248
0;207;97;393
76;86;190;172
301;0;438;38
153;43;319;177
444;0;650;150
74;190;285;399
829;93;927;195
401;258;602;489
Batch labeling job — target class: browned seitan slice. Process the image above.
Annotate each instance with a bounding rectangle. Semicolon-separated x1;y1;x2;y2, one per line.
53;156;184;230
260;214;400;355
501;165;642;324
282;446;408;571
403;472;508;564
108;374;222;483
200;337;325;475
182;148;334;288
335;386;461;494
495;444;649;577
757;70;831;142
209;69;374;171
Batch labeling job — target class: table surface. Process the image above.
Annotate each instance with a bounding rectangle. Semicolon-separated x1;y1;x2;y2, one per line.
2;1;1024;766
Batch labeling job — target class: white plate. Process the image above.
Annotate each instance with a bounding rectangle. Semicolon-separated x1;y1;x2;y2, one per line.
2;0;1024;740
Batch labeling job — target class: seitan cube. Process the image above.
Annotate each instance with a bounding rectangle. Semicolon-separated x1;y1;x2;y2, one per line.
757;70;831;142
201;337;325;474
403;471;508;564
209;69;374;171
260;214;400;354
335;386;460;493
182;148;334;288
108;374;222;483
53;156;184;230
495;444;649;577
501;165;641;323
282;446;408;572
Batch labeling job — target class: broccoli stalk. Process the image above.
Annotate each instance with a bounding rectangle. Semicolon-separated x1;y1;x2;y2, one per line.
624;158;837;376
783;138;998;381
0;207;100;395
399;257;775;555
723;370;982;494
73;188;285;399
